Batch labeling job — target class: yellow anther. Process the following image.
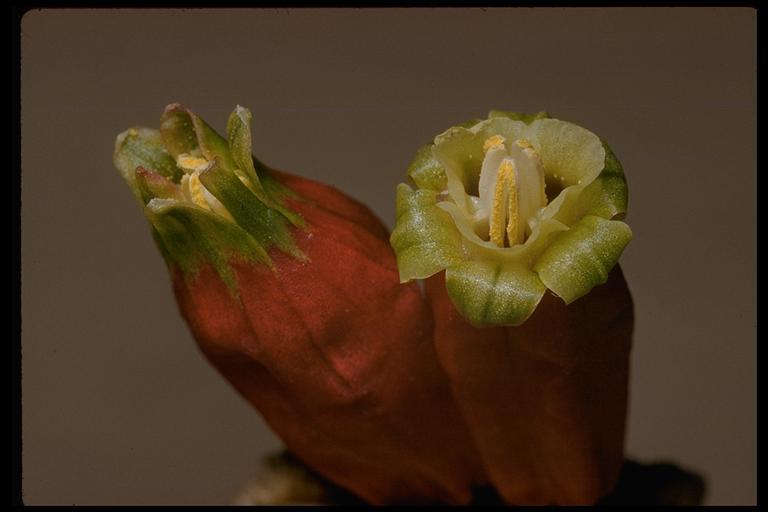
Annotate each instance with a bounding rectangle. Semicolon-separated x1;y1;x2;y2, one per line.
490;160;516;247
177;154;210;173
188;172;210;210
128;128;138;137
483;135;506;153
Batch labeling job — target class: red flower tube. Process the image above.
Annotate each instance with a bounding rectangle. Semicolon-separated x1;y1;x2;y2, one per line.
113;104;484;504
426;268;633;504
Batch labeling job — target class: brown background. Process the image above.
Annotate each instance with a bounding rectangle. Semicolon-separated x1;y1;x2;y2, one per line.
21;8;755;505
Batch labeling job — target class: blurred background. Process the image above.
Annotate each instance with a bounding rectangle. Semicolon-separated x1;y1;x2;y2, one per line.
21;8;755;505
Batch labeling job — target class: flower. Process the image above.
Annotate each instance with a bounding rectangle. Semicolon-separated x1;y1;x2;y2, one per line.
113;104;483;505
391;111;635;504
391;111;632;326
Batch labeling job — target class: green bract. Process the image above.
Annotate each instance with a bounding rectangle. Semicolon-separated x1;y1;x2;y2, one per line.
113;104;305;293
390;112;632;327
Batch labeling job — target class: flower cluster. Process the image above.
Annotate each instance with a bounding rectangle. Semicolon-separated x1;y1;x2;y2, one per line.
113;105;634;505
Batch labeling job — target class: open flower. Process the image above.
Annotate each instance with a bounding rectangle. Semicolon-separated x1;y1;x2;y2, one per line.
391;111;632;326
113;104;484;505
391;111;635;504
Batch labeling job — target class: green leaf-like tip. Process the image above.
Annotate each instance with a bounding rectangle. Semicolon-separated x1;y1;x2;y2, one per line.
145;199;271;294
198;158;305;261
390;184;464;282
446;260;546;327
407;145;447;191
114;127;182;204
113;103;309;290
534;216;632;304
226;106;305;228
135;167;184;203
391;110;632;326
158;104;199;158
227;106;269;200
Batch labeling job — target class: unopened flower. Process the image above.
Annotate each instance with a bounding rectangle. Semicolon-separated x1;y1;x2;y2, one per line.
113;104;483;505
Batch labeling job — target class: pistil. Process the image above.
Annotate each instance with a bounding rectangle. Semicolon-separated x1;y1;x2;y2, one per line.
489;160;517;247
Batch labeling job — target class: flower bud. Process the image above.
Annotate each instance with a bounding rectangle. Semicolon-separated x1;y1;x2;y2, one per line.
113;104;483;504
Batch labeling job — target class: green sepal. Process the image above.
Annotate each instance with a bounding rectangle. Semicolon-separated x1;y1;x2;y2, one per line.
160;104;235;170
191;112;238;171
226;106;305;228
579;140;628;220
407;145;447;191
226;106;269;198
446;260;546;327
533;215;632;304
135;167;184;204
145;199;271;294
390;184;465;282
158;105;199;158
539;139;628;227
215;108;297;204
528;118;606;188
199;158;305;260
113;127;183;203
488;110;550;124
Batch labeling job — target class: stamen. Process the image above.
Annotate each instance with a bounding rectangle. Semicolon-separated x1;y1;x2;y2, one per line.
478;136;547;247
188;172;209;210
490;160;515;247
483;135;506;153
177;154;210;173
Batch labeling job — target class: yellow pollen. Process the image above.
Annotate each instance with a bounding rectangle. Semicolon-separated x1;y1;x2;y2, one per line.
490;160;517;247
177;154;209;172
188;172;210;210
483;135;506;153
